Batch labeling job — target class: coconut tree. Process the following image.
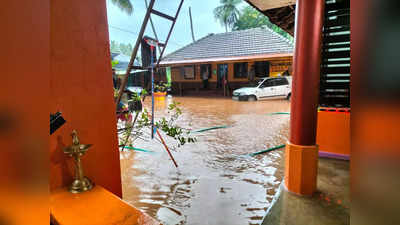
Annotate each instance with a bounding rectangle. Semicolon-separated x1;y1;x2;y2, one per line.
232;6;270;31
111;0;133;15
213;0;242;32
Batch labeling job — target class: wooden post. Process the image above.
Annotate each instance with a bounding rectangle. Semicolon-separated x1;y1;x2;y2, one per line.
285;0;325;196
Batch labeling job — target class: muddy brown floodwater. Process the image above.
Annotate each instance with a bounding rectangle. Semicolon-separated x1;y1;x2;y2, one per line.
119;96;290;225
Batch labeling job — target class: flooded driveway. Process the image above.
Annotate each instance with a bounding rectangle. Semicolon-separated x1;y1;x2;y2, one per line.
120;96;290;225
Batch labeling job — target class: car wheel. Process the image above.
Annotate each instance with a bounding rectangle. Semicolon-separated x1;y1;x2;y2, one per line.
248;95;257;101
287;93;291;101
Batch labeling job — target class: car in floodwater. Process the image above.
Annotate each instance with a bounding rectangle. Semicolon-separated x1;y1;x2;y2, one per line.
232;76;292;101
126;86;144;96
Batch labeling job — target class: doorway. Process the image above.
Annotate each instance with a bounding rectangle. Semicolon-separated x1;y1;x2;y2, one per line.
217;64;228;89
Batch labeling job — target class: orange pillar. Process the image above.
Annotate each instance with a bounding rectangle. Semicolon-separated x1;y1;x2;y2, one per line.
285;0;325;195
50;0;122;197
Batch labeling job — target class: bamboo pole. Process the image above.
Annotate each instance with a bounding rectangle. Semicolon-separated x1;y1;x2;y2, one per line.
156;129;178;168
189;7;196;42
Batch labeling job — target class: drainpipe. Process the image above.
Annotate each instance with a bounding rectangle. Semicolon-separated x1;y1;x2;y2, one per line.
285;0;325;196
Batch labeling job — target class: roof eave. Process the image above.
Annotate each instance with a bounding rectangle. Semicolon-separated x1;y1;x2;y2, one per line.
245;0;295;11
160;52;293;66
245;0;296;36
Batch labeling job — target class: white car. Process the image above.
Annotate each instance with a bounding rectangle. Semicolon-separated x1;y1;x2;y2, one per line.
232;76;292;101
126;86;143;95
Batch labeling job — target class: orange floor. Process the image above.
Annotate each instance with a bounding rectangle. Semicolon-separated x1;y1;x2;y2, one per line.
51;186;160;225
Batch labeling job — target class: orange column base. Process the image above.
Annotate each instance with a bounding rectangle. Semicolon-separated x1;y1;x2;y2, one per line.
284;142;318;196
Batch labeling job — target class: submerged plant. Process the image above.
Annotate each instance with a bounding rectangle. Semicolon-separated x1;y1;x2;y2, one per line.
118;97;196;150
155;101;196;146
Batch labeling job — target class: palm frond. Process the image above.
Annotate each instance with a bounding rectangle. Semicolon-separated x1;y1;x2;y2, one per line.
213;0;241;31
111;0;133;15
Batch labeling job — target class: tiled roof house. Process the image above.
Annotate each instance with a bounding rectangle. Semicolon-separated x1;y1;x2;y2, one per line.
161;27;293;64
159;27;294;96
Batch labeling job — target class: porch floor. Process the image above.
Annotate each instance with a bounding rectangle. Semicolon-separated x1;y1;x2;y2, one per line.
262;158;350;225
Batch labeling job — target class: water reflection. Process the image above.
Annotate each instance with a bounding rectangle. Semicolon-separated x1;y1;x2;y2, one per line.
120;96;290;225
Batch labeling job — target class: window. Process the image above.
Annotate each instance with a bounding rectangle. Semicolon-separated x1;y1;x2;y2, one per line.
274;78;289;86
254;61;270;77
234;62;248;78
260;79;275;88
183;65;195;79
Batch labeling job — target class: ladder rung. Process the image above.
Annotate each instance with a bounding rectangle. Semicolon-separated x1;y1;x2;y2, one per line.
151;9;175;21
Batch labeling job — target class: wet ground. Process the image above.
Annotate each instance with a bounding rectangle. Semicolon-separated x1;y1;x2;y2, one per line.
262;158;350;225
120;96;291;225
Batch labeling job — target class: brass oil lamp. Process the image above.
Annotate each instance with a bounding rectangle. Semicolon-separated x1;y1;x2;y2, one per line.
63;130;94;193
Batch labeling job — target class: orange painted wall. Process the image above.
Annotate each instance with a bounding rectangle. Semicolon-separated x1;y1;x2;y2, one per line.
50;0;122;197
316;111;351;156
0;2;50;224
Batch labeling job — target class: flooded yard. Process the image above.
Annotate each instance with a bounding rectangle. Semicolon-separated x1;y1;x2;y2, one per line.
120;96;290;225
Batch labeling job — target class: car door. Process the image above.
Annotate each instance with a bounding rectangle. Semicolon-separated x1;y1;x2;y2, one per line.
273;77;290;97
258;78;276;99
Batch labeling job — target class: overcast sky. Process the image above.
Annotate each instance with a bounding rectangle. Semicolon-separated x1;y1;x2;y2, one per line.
106;0;247;55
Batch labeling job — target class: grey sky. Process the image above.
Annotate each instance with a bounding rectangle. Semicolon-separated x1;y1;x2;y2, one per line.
106;0;247;55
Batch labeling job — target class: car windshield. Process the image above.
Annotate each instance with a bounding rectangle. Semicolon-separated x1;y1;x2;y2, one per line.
245;79;265;87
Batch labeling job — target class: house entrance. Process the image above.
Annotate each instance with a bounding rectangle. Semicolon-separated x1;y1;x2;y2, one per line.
217;64;228;94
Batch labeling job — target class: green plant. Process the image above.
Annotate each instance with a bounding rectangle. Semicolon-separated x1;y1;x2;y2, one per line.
119;101;196;149
232;6;293;42
233;6;268;31
114;88;120;98
155;83;167;93
111;60;119;68
130;92;141;102
141;89;148;96
155;102;196;146
126;89;147;102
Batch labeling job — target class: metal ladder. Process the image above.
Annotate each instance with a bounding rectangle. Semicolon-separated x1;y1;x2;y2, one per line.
116;0;185;106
